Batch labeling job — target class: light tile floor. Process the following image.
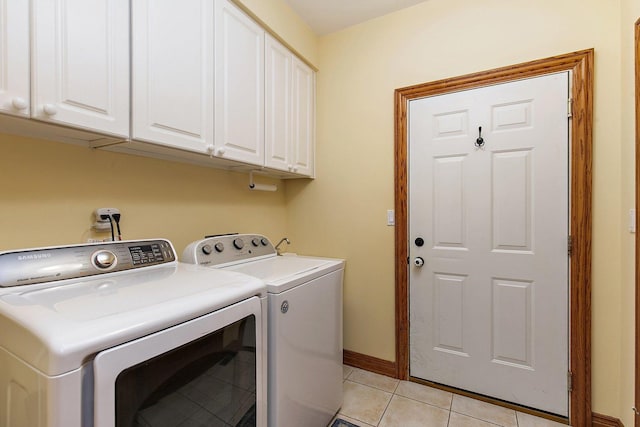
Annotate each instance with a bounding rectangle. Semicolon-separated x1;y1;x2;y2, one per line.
332;366;568;427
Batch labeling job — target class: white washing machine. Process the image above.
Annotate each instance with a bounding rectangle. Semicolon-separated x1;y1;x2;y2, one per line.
0;239;267;427
183;234;344;427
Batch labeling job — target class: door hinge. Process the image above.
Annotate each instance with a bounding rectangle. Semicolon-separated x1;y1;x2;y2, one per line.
567;371;573;392
567;98;573;118
568;235;573;256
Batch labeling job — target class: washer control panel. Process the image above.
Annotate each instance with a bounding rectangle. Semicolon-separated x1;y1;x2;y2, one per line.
0;239;176;287
183;234;276;266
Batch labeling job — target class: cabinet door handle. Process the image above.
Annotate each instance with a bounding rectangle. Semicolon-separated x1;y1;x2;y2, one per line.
43;104;58;116
215;147;226;156
11;97;28;111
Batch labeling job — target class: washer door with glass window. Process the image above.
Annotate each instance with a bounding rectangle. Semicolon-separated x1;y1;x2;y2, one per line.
93;296;264;427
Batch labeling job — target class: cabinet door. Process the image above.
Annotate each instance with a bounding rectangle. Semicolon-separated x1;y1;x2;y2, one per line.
291;57;315;177
32;0;129;137
132;0;213;153
214;0;264;165
264;34;292;172
0;0;29;117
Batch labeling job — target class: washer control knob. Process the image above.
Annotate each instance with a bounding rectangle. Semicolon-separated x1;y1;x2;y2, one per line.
251;238;260;247
260;238;269;246
233;238;244;250
93;250;116;269
201;244;213;255
214;242;224;253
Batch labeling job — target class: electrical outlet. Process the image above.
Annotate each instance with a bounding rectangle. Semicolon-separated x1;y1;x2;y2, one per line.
93;207;120;231
96;207;120;218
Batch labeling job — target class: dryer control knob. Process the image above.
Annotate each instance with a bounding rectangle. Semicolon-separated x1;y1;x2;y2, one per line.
202;244;213;255
233;238;244;250
214;242;224;253
93;250;116;269
260;238;269;246
251;238;260;247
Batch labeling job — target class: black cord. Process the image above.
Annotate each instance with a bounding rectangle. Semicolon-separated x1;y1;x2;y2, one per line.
108;217;115;242
112;213;122;241
101;214;115;242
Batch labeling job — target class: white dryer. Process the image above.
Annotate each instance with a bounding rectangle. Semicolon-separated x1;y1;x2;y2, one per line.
183;234;344;427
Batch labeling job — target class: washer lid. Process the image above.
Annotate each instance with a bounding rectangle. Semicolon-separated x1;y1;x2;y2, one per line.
223;255;344;293
0;263;265;375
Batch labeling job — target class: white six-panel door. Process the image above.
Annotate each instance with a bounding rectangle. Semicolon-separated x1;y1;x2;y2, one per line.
408;73;569;416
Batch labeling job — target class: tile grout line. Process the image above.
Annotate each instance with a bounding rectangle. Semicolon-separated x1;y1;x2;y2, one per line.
375;378;401;426
448;409;513;427
446;391;453;427
390;391;453;413
345;378;398;394
375;388;395;426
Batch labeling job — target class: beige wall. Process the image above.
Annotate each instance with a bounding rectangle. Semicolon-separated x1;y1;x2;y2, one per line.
0;0;317;253
285;0;628;419
0;133;287;252
619;1;638;426
235;0;318;67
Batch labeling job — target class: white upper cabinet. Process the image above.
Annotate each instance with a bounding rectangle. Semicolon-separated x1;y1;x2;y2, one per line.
0;0;315;177
131;0;214;154
31;0;129;138
214;0;265;165
291;56;315;177
264;34;315;177
0;0;29;117
264;34;292;173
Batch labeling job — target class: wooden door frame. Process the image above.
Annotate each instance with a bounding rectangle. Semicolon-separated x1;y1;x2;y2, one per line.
394;49;593;425
635;17;640;427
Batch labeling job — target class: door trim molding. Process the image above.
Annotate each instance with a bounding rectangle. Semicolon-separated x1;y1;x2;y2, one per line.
635;17;640;427
394;49;594;425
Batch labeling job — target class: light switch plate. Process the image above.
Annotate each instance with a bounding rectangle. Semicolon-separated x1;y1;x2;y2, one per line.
387;209;395;226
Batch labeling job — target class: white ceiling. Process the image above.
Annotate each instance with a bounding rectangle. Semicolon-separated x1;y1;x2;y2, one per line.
284;0;428;36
